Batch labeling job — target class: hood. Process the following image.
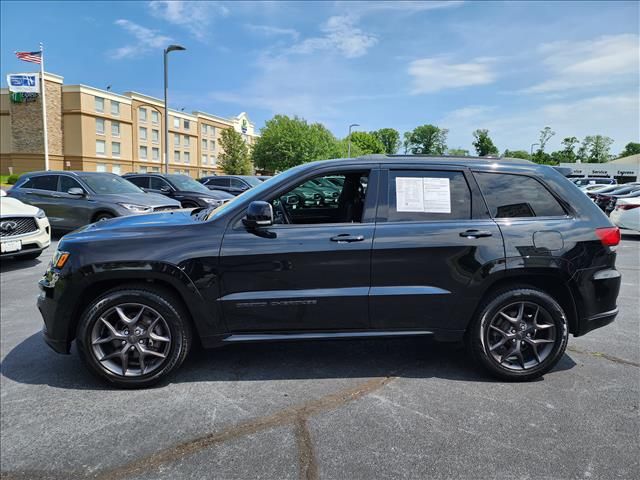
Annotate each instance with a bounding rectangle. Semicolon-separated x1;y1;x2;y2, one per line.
0;196;40;216
92;192;181;207
179;190;234;200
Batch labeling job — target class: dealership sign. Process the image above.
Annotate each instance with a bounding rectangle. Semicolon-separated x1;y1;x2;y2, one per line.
7;73;39;93
559;162;639;180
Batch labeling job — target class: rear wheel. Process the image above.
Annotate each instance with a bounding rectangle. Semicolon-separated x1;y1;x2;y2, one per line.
466;287;568;381
76;286;192;388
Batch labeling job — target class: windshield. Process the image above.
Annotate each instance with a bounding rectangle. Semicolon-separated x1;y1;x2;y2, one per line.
167;174;210;193
80;174;143;195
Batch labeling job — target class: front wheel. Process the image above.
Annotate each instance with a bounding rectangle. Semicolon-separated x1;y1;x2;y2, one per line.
76;286;192;388
466;287;568;381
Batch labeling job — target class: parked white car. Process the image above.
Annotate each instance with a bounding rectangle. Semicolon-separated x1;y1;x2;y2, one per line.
0;189;51;259
609;197;640;232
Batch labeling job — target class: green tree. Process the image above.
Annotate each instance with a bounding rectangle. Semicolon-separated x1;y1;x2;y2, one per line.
402;131;412;154
372;128;401;154
447;148;469;156
407;124;448;155
218;128;253;175
555;136;579;163
618;142;640;158
538;126;556;152
251;115;337;172
581;135;614;163
331;138;365;158
472;129;499;156
503;149;531;160
348;131;386;154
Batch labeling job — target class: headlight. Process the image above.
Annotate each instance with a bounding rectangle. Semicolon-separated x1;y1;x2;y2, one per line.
200;197;221;206
118;203;152;213
36;208;46;219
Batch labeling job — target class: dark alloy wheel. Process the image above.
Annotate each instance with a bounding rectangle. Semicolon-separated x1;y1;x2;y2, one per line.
467;286;568;381
94;212;115;222
76;286;192;388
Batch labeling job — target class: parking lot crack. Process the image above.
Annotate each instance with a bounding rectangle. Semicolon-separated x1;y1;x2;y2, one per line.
567;346;640;367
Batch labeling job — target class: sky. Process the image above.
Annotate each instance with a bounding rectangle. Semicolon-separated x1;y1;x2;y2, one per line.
1;1;638;154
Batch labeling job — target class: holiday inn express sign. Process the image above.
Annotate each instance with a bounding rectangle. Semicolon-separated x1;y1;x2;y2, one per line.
7;73;39;93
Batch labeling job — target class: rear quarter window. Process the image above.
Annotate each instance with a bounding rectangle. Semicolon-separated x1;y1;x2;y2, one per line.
474;172;566;218
20;175;58;191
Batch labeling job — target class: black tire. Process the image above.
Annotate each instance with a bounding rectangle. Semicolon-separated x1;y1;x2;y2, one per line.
76;286;192;388
93;212;115;222
466;286;568;382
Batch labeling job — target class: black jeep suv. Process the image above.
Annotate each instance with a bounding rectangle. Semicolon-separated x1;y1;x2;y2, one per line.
38;155;621;387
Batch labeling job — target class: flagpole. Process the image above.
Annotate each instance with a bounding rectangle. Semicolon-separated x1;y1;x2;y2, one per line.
39;42;50;171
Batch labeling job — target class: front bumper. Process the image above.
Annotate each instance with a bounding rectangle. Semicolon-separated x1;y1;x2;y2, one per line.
0;217;51;258
37;273;72;354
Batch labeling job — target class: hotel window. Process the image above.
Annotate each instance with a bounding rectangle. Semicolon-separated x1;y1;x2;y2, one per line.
183;135;190;147
111;121;120;137
210;139;216;151
209;126;216;137
210;155;217;166
184;152;190;164
152;129;159;143
139;146;148;160
111;101;120;116
151;166;160;173
184;120;190;130
201;139;207;151
96;140;106;156
201;124;207;135
112;164;121;175
174;133;180;146
95;97;104;112
151;110;159;124
112;142;121;157
173;117;180;128
96;163;107;172
174;150;180;162
96;118;105;135
139;127;147;141
152;147;160;161
202;155;207;165
140;166;148;173
139;107;147;122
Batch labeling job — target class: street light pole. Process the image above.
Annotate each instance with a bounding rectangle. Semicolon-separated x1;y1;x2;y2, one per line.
347;123;359;158
163;44;186;174
530;143;540;157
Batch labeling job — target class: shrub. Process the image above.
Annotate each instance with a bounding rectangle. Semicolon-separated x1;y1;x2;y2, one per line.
7;174;19;185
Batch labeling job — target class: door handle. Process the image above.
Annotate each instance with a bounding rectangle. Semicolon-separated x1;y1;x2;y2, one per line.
459;229;493;238
330;234;365;243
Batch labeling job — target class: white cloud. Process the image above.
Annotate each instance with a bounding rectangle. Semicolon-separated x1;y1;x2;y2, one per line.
289;15;377;58
110;19;173;59
440;92;640;153
408;57;497;94
343;1;465;14
523;34;639;93
245;24;299;40
148;0;228;40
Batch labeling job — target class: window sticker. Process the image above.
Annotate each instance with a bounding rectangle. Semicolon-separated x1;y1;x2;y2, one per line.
395;177;451;213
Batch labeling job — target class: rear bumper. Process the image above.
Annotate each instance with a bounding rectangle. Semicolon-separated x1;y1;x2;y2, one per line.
575;307;618;337
572;267;621;337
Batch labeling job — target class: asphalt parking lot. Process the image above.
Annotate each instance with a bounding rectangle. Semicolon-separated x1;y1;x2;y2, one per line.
1;235;639;480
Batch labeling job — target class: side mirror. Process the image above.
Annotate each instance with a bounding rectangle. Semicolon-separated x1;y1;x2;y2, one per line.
242;201;273;229
160;186;172;193
67;187;85;197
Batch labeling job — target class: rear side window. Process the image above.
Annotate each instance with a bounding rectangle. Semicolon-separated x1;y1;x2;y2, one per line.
475;172;566;218
127;176;149;189
388;170;471;221
21;175;58;191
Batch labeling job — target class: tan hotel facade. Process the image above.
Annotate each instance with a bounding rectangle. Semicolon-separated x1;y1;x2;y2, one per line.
0;72;258;178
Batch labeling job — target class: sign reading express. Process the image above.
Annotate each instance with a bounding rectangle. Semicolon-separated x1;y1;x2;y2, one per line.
7;73;39;93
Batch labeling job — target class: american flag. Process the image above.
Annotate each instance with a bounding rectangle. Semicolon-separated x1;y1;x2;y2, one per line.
15;51;42;64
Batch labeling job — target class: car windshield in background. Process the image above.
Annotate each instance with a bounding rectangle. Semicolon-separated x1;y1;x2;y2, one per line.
241;176;262;187
80;175;143;195
167;175;210;193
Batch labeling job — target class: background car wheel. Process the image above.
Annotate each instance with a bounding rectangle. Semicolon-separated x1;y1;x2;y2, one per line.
93;212;114;222
76;286;192;388
466;286;568;381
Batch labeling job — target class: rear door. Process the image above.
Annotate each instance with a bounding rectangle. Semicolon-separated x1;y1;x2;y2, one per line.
55;175;95;229
14;175;60;225
370;165;504;333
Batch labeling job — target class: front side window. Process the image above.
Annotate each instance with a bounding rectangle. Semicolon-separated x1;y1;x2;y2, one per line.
150;177;171;191
269;172;369;225
96;140;106;155
59;176;82;193
388;170;471;222
111;101;120;116
95;97;104;112
96;118;105;135
474;172;566;218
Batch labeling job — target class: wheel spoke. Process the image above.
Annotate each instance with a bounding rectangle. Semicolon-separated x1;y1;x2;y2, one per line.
516;302;525;322
489;337;509;352
120;348;129;376
136;345;146;375
149;332;171;343
515;348;526;369
500;343;517;364
489;325;509;337
499;311;518;325
139;346;166;359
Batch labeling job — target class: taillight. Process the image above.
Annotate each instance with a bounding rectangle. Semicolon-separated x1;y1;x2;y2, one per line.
617;204;640;211
595;227;620;247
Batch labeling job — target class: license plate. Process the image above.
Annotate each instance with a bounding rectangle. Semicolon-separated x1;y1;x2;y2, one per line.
1;240;22;253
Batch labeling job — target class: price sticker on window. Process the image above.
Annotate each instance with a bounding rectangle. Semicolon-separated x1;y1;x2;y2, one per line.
395;177;451;213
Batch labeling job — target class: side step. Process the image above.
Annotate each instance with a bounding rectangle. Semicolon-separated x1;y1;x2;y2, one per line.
222;330;434;343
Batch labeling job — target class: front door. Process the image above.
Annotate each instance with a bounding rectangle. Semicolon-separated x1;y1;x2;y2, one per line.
370;166;504;333
219;168;378;332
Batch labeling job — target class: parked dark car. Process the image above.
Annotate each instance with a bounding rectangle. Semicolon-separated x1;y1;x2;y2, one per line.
9;171;180;231
594;184;640;211
257;176;273;182
572;177;617;187
123;173;233;209
38;155;621;387
199;175;262;195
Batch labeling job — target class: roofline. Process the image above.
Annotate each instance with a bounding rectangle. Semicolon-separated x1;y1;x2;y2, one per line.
356;154;534;164
62;84;133;103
